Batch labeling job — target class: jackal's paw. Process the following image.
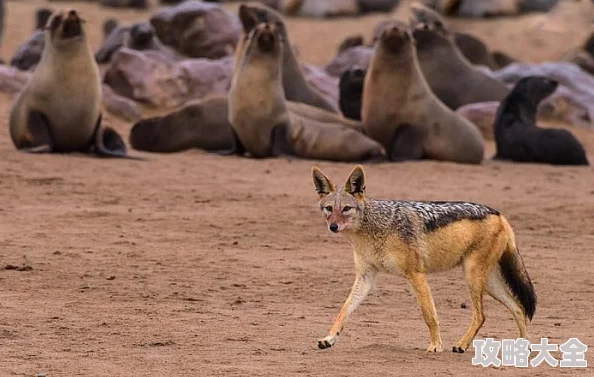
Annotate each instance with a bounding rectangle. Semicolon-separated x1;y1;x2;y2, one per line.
317;335;337;349
426;343;443;353
452;346;465;353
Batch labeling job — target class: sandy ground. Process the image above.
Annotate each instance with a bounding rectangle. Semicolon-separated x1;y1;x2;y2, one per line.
1;0;594;376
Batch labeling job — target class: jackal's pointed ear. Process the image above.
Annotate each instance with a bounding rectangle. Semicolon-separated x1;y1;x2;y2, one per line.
239;4;259;34
345;165;366;196
312;166;335;197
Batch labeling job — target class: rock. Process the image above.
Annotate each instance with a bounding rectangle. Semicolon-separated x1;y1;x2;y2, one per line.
456;101;501;140
177;57;233;100
102;85;143;122
0;64;31;93
280;0;359;18
150;1;240;59
103;48;232;108
301;64;339;108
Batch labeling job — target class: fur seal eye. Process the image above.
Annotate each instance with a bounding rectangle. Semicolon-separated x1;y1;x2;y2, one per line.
342;206;352;212
324;205;333;212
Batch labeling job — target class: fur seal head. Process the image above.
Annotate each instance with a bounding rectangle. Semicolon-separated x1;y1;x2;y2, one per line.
128;23;155;49
239;3;275;33
46;9;87;46
378;21;414;55
243;22;284;61
510;76;558;109
410;4;450;45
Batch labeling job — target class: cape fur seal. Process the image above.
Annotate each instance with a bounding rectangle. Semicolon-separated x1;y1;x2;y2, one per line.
130;94;364;154
228;21;293;158
362;21;484;163
236;3;339;113
130;95;233;153
9;9;141;160
410;4;509;110
339;68;365;120
494;76;589;166
228;21;384;161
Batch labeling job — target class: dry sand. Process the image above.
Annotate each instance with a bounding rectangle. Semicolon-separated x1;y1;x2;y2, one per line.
0;0;593;376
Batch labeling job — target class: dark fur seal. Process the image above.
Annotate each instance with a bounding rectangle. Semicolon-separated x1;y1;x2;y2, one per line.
494;76;589;166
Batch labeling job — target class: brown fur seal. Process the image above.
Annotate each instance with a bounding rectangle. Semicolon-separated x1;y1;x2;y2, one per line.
130;95;364;154
228;22;292;158
9;9;142;160
236;3;339;113
227;22;384;161
410;4;509;110
130;94;233;153
362;21;484;163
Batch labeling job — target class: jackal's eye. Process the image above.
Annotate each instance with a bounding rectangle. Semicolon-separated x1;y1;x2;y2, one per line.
324;205;333;212
342;206;352;212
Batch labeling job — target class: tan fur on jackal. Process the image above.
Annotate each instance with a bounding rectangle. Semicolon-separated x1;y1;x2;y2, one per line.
312;165;537;353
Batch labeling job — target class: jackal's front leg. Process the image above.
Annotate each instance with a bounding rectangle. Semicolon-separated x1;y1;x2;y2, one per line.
318;270;377;349
406;272;443;353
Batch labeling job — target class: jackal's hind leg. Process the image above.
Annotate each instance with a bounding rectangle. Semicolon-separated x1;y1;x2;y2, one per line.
453;258;490;353
318;270;376;349
486;268;528;339
406;272;443;353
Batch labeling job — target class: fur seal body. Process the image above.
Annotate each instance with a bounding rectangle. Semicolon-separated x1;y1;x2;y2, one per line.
130;95;234;153
411;4;509;110
237;4;339;113
362;21;484;163
494;76;589;166
9;9;140;159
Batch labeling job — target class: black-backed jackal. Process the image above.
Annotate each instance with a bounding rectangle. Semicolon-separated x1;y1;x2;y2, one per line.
312;165;537;353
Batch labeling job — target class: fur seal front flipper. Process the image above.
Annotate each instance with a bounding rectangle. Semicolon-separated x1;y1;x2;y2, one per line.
90;115;146;160
270;122;295;157
213;129;246;157
20;110;54;153
390;124;427;161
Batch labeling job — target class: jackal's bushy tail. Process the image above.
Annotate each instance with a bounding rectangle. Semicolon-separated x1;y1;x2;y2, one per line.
498;245;537;321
